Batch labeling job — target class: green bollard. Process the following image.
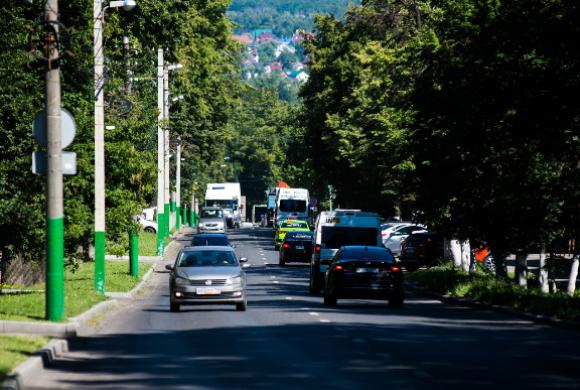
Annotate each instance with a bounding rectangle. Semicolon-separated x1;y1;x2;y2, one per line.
130;231;138;277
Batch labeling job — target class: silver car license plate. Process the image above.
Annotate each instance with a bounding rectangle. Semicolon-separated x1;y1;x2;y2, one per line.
296;245;304;250
196;287;220;295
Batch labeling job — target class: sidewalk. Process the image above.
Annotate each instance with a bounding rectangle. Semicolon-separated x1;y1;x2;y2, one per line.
0;227;192;390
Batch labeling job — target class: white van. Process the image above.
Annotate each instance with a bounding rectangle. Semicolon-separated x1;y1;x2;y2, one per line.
275;187;310;225
309;209;381;294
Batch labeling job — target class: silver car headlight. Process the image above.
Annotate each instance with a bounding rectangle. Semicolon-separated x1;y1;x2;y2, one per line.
226;276;242;285
175;276;189;286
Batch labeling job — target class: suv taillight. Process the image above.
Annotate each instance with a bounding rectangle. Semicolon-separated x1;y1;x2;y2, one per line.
282;243;290;249
315;244;321;253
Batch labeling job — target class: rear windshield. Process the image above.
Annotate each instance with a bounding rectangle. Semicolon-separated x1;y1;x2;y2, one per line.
279;199;307;213
336;249;394;262
321;227;378;249
191;236;229;246
285;232;313;241
178;251;238;267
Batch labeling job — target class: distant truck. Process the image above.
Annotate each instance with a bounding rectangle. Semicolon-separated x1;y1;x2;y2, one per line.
252;204;268;226
275;187;310;226
205;183;242;229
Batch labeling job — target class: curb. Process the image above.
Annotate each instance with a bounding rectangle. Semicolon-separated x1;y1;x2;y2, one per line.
406;281;580;331
1;338;68;390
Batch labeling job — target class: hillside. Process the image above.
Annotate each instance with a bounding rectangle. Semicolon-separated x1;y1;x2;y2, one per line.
228;0;358;37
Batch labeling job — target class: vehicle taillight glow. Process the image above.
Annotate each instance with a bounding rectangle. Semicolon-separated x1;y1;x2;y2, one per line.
282;243;290;249
315;244;321;253
334;265;343;271
391;266;401;272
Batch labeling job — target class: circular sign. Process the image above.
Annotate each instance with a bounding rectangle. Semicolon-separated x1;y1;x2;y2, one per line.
32;108;76;149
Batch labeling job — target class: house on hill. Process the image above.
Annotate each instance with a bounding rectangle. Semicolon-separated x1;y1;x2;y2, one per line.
232;33;252;45
288;69;309;83
251;28;274;41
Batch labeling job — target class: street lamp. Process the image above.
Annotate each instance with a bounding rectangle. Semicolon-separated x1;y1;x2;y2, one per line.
94;0;136;294
163;63;182;239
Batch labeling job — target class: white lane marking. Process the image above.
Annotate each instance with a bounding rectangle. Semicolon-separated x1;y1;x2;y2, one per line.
285;297;293;300
308;312;319;316
270;276;277;279
273;280;279;284
319;319;331;323
353;338;366;344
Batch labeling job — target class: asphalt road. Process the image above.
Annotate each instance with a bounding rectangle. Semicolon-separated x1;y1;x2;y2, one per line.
28;227;580;389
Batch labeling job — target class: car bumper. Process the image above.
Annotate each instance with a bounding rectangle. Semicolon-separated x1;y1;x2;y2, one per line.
198;227;225;233
171;285;245;304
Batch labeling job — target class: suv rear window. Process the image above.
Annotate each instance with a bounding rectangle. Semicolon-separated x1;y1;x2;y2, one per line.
321;227;377;249
191;236;229;246
336;248;394;262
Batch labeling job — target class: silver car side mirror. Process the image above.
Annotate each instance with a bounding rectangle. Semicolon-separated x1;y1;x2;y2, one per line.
239;257;248;263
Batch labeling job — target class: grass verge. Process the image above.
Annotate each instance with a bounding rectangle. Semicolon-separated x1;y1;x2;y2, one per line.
0;335;47;381
407;262;580;322
138;231;170;256
0;261;152;322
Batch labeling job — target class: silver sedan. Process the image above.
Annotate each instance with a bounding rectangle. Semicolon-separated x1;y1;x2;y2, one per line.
166;246;248;312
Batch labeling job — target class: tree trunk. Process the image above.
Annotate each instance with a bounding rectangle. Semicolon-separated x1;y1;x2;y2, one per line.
515;251;528;288
566;255;579;296
460;240;471;273
443;238;452;261
494;251;508;279
539;246;549;294
450;239;461;269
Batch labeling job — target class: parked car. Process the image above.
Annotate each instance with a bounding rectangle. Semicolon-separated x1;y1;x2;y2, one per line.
323;246;404;308
383;225;427;256
279;231;314;266
197;207;226;234
274;219;310;250
165;246;248;312
381;222;415;245
191;233;232;247
138;216;158;233
400;232;444;271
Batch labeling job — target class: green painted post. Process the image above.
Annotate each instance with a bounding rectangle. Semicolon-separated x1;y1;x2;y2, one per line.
176;205;181;230
164;203;170;237
157;212;165;256
170;199;176;212
129;231;138;277
94;231;105;293
181;206;186;228
47;218;65;321
189;208;193;227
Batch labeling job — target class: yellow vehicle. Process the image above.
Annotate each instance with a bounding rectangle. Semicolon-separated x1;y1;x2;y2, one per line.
275;220;310;250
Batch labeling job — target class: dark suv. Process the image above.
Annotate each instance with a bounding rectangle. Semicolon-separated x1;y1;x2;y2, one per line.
399;232;444;271
279;231;314;266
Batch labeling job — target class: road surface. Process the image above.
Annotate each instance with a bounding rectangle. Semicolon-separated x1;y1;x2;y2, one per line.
28;227;580;389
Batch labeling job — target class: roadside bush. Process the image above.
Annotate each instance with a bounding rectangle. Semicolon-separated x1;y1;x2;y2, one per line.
409;263;580;322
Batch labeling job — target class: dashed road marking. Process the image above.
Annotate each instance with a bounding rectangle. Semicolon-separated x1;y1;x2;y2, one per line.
285;297;293;300
273;280;279;284
320;319;331;323
308;312;319;316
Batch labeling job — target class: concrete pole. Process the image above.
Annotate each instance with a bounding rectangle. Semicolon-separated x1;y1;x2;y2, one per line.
94;0;106;294
163;66;170;237
45;0;64;321
176;137;181;230
156;49;165;255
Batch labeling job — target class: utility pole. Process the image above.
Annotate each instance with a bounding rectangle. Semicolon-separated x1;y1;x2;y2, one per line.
94;0;106;293
45;0;64;321
156;49;165;255
163;65;170;238
176;136;181;230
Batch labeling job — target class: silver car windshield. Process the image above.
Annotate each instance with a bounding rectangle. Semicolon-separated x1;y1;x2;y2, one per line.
178;251;238;267
200;209;224;219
